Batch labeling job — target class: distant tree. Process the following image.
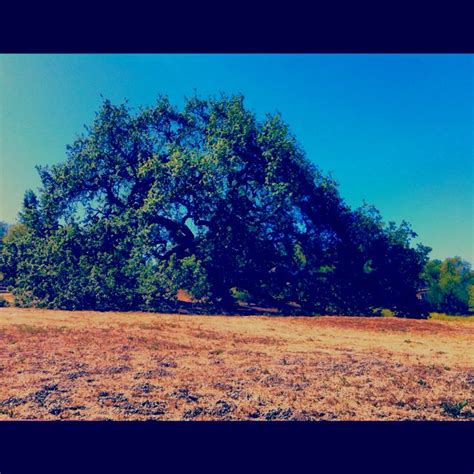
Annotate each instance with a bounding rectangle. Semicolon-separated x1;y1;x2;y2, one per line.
0;222;6;282
0;223;28;285
0;221;8;239
0;94;430;316
422;257;474;314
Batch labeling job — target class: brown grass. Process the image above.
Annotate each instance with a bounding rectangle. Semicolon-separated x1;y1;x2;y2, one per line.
0;292;14;304
0;307;473;421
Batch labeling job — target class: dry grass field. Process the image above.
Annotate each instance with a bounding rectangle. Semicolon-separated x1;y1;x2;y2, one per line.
0;307;473;421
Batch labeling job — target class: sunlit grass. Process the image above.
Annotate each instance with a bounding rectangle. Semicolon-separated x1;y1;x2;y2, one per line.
429;312;474;322
377;309;474;321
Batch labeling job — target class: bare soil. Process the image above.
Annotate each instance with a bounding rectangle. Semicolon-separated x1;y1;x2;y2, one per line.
0;308;472;421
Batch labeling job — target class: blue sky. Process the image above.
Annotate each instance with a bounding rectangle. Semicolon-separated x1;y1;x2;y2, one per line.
0;54;472;262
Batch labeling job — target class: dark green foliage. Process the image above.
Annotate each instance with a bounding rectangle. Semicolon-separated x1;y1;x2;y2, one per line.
422;257;474;314
0;221;8;239
0;94;431;316
441;401;469;418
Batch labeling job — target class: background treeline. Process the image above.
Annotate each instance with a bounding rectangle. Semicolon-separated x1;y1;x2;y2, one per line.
0;95;471;317
421;257;473;315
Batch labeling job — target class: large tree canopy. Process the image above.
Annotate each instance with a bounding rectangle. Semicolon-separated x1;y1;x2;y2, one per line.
0;94;431;316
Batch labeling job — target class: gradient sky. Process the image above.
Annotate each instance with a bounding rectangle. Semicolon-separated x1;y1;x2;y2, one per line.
0;54;473;262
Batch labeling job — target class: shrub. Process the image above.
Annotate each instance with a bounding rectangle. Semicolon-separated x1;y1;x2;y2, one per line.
230;287;254;303
441;401;468;418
